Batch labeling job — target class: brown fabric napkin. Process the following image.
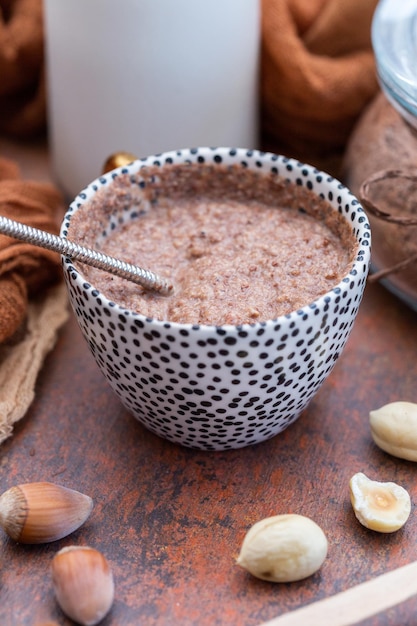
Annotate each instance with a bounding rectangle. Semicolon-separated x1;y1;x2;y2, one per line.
0;155;69;444
0;156;63;343
0;0;46;137
261;0;380;174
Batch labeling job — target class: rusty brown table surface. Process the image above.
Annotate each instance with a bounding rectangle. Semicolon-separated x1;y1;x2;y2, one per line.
1;139;417;626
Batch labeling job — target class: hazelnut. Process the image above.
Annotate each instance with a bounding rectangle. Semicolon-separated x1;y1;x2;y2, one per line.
0;482;93;544
236;514;328;582
349;472;411;533
52;545;114;626
370;401;417;461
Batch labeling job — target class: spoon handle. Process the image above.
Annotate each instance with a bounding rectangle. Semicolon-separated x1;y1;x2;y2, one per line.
258;560;417;626
0;215;173;296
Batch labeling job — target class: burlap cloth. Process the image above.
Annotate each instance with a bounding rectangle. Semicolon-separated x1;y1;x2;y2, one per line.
0;0;380;442
0;282;68;444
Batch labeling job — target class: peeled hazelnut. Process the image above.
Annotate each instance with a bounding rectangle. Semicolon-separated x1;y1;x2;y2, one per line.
349;472;411;533
236;514;328;583
0;482;93;544
52;546;114;626
370;401;417;461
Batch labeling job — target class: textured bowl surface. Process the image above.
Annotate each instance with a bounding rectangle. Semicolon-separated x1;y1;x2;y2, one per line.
61;148;371;450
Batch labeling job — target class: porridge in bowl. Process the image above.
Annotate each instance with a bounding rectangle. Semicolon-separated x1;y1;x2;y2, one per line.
68;162;357;325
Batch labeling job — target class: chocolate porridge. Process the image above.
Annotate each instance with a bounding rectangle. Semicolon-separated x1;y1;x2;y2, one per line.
68;163;358;325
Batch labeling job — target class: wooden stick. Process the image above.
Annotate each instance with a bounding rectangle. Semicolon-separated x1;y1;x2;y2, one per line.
259;561;417;626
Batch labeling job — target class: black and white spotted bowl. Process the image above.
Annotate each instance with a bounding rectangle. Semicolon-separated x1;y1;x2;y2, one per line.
61;148;371;450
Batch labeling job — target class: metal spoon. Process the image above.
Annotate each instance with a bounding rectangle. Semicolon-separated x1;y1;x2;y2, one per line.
0;214;173;296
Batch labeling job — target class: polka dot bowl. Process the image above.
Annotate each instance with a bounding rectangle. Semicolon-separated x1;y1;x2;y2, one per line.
61;148;371;451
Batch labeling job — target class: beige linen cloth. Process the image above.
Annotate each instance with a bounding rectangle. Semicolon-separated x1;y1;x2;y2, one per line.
0;283;68;444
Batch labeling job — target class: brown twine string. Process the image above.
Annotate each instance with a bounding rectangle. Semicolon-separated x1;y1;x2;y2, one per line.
359;169;417;283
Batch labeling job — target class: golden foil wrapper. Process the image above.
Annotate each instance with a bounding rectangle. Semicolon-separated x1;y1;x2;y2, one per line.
102;151;138;174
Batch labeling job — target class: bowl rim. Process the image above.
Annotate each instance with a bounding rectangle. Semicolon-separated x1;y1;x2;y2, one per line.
60;147;372;331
